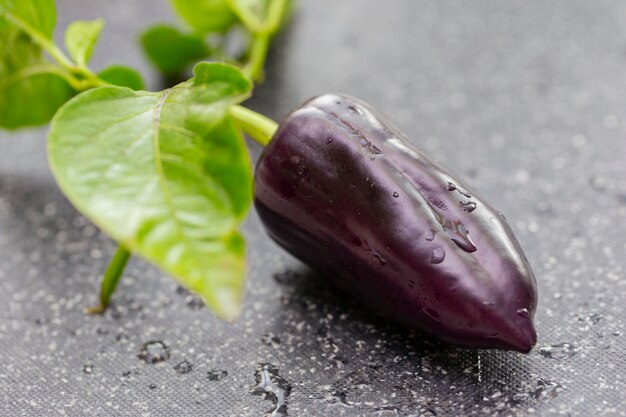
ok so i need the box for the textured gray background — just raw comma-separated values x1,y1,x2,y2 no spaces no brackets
1,0,625,416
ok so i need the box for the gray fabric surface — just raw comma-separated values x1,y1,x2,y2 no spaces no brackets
1,1,625,416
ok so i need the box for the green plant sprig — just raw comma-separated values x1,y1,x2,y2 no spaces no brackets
237,0,289,81
1,0,287,319
141,0,290,82
0,0,144,129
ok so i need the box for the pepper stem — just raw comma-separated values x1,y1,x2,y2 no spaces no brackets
85,245,131,314
229,105,279,147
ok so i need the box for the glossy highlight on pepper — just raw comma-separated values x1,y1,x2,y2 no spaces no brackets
254,93,538,352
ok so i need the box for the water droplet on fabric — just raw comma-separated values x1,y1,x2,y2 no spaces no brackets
538,343,577,359
251,363,292,417
516,308,531,319
273,270,302,285
149,384,157,390
173,360,193,374
83,364,93,374
531,379,566,400
576,312,603,325
392,191,399,198
372,407,400,417
261,333,282,349
138,341,170,364
207,370,228,381
317,390,354,408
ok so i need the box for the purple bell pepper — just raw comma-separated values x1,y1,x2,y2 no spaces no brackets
254,94,538,352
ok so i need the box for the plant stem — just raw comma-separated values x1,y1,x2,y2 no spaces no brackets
243,33,270,81
236,0,289,81
226,0,263,33
263,0,288,33
77,69,109,88
85,245,131,314
1,63,83,90
2,9,74,69
229,105,278,146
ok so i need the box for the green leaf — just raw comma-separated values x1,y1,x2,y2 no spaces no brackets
0,0,56,39
0,65,74,129
98,65,145,90
170,0,236,33
64,19,104,66
48,62,254,319
140,24,211,75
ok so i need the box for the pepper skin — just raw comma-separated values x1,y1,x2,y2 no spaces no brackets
254,94,538,353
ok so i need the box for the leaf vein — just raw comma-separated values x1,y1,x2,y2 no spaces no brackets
159,123,200,140
87,107,153,143
152,90,212,271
